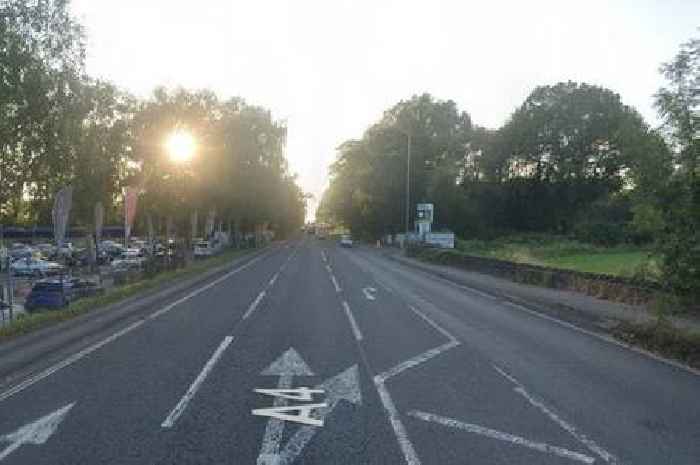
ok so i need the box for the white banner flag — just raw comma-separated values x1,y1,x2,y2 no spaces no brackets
52,186,73,249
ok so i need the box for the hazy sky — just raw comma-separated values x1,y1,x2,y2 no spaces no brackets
70,0,698,218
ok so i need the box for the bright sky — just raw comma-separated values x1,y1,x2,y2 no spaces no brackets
70,0,698,219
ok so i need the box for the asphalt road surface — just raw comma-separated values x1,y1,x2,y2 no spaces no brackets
0,237,698,464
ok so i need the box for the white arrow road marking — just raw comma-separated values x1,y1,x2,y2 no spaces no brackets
493,365,618,464
274,365,362,465
408,410,596,464
255,348,314,465
362,287,377,301
161,336,234,428
0,403,75,461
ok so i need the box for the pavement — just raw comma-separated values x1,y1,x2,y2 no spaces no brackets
0,237,698,464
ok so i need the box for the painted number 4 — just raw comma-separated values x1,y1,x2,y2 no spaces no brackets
252,387,326,427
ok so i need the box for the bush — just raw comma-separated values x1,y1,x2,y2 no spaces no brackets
572,222,627,246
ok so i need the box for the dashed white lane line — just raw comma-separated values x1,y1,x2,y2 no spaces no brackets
0,250,273,404
161,336,234,428
342,301,363,341
408,410,595,464
331,275,342,293
243,291,267,320
493,365,619,465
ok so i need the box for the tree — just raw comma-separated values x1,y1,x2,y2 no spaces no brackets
653,35,699,300
0,0,86,223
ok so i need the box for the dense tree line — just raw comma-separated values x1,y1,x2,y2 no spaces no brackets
319,36,698,300
0,0,305,237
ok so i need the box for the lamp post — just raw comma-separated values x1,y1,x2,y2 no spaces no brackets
405,132,411,241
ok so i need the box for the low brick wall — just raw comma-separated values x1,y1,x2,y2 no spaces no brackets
407,247,661,305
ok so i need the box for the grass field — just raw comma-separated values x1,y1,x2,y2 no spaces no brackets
456,235,659,278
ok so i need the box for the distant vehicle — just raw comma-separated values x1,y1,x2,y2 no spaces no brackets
24,277,103,311
194,241,214,257
339,234,354,248
10,257,63,277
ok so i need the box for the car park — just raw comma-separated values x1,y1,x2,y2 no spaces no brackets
193,240,215,257
24,277,103,311
10,257,64,277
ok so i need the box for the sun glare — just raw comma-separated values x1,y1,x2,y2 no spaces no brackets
166,130,196,163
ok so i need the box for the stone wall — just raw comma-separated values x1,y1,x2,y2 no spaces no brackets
407,247,661,305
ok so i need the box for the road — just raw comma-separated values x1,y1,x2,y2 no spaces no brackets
0,237,698,464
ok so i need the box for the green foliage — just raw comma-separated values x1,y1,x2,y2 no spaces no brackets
455,234,656,277
614,319,700,369
321,84,667,241
0,2,305,236
652,35,700,302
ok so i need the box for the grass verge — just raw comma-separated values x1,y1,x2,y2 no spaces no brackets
456,234,658,278
613,319,700,370
0,247,254,342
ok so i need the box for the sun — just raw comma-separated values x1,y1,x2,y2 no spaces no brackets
166,130,196,163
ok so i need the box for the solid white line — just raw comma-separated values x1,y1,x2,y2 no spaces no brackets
243,291,267,320
407,305,458,343
493,364,619,464
331,275,342,293
0,319,144,403
268,273,279,287
496,299,700,377
321,250,327,262
399,256,700,377
342,301,363,341
161,336,234,428
375,340,459,383
408,410,595,464
0,250,270,403
375,380,421,465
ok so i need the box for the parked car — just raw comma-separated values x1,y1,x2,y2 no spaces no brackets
100,241,125,260
9,243,34,261
121,248,142,259
193,241,215,258
339,234,354,248
110,257,145,271
24,277,103,311
10,257,63,277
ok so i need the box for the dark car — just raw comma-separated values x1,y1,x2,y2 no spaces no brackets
24,278,103,312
